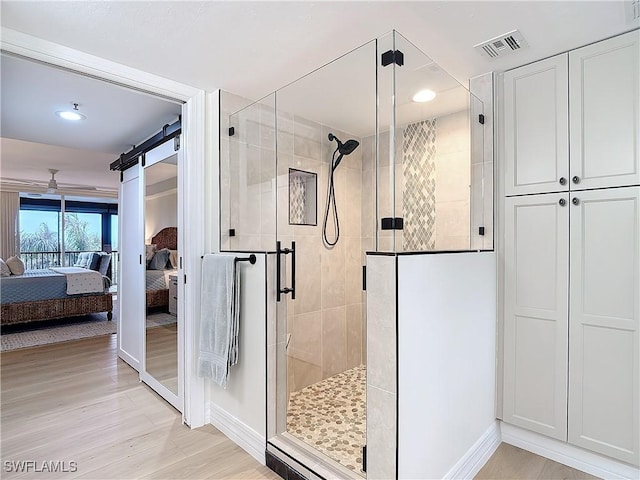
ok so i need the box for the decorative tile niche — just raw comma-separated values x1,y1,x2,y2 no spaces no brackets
288,169,317,226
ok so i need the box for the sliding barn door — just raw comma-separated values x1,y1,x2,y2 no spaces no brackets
118,163,145,370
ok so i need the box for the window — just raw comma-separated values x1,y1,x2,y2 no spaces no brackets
64,212,101,251
19,209,61,253
19,197,118,268
110,214,119,251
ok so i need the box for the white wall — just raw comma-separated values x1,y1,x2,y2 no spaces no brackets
398,252,498,479
206,253,267,463
145,185,177,241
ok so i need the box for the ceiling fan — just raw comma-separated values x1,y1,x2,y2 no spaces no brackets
45,169,98,193
2,169,101,194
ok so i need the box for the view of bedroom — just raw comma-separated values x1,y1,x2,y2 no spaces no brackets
0,52,182,384
144,157,179,395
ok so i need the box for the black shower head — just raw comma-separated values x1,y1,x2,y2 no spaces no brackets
339,139,359,156
328,133,359,169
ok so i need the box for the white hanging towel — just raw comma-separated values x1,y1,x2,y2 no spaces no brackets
198,254,240,388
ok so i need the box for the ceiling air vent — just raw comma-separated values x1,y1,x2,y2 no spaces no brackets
474,30,529,60
626,0,640,24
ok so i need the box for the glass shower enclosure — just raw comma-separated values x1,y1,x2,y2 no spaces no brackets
220,30,489,478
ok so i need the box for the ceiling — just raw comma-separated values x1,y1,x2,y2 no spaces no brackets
0,1,636,191
0,53,181,196
1,1,635,100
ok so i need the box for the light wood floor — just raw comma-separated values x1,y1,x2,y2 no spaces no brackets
1,334,279,480
145,323,178,394
475,443,600,480
1,334,600,480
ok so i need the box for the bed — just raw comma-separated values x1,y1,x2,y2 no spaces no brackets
0,268,113,326
146,227,178,309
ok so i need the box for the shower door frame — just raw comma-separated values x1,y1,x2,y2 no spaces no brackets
265,38,382,479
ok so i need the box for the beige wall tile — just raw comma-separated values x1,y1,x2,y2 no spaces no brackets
436,235,471,251
435,152,471,203
435,200,470,240
291,357,323,392
320,240,346,309
344,237,363,305
346,303,363,369
293,236,322,315
321,306,347,378
435,110,470,156
366,385,397,480
289,311,322,366
294,116,322,160
341,167,362,239
238,184,261,236
367,324,396,393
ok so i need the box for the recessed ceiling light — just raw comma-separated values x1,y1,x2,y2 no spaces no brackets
55,103,86,121
412,89,437,103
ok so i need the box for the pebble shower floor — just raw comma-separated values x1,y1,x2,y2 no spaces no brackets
287,365,366,474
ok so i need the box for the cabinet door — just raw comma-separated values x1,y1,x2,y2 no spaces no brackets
503,193,569,440
568,187,639,466
569,30,640,190
504,54,569,196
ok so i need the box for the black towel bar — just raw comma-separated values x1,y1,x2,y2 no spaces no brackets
200,254,257,265
235,254,257,264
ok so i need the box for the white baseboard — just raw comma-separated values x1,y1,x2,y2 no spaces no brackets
206,401,266,465
501,422,640,480
444,421,502,479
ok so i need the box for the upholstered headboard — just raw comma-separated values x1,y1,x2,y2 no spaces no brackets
151,227,177,250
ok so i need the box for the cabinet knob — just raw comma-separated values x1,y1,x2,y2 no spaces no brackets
559,177,567,185
572,197,580,206
572,176,580,184
559,198,566,207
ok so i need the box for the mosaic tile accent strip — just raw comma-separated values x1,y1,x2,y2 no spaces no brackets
289,172,306,224
287,365,366,475
402,119,437,251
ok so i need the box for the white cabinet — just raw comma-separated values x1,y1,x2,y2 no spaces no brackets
503,193,569,440
503,30,639,196
501,30,640,467
568,187,639,465
503,187,640,464
503,54,569,196
569,31,640,190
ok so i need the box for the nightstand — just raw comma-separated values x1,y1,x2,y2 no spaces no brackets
168,274,178,315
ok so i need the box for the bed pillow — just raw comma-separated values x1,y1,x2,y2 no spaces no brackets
148,249,170,270
88,252,101,271
0,258,10,277
168,249,178,269
145,244,157,265
74,252,92,268
97,253,112,276
6,256,25,275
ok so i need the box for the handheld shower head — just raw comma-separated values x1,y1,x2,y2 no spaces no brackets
328,133,360,169
339,139,359,156
323,133,360,247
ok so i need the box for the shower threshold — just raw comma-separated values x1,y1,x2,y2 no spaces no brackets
268,433,364,480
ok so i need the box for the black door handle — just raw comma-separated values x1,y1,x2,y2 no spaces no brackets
276,241,296,302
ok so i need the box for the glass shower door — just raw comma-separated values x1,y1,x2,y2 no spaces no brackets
270,39,377,477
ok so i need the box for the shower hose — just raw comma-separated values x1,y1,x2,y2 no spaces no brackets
322,148,340,247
